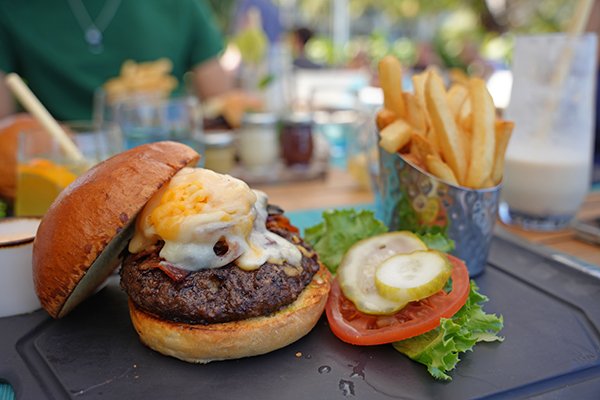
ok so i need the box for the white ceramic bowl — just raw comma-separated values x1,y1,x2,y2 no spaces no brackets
0,217,42,317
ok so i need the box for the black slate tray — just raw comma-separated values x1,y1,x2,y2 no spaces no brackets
1,235,600,399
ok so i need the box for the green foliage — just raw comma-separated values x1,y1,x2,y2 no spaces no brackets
306,37,336,65
232,25,269,65
273,0,577,68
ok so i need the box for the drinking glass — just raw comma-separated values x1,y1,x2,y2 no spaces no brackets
15,122,114,216
115,95,204,161
309,87,363,169
499,33,597,231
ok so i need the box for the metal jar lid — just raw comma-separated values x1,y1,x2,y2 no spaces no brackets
282,112,313,126
203,131,235,149
241,112,278,126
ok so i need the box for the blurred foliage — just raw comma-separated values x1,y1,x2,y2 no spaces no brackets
270,0,579,69
306,32,416,68
284,0,576,31
207,0,581,72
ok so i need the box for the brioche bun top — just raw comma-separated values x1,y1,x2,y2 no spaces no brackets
32,141,200,318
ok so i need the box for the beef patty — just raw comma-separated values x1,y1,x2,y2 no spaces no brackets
120,212,320,325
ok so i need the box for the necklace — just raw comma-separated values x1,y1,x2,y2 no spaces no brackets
67,0,122,54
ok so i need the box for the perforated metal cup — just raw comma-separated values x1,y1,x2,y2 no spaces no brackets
373,147,500,277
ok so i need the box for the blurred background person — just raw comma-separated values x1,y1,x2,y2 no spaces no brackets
291,27,322,70
0,0,233,122
233,0,283,44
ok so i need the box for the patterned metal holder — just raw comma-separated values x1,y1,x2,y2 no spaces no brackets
373,146,500,277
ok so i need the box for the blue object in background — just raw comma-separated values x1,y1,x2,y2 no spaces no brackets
287,203,374,233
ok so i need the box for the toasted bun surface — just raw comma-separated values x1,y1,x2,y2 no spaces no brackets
33,141,200,318
129,263,331,363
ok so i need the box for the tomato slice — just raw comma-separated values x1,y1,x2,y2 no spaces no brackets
325,255,470,346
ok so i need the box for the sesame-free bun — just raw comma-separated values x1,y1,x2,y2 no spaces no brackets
32,141,200,318
128,263,331,363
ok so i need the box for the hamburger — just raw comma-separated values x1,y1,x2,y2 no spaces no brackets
32,141,331,363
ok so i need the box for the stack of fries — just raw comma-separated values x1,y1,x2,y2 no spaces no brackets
376,55,514,189
103,58,178,103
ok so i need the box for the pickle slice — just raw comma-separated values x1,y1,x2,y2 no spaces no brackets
337,232,427,315
375,251,452,303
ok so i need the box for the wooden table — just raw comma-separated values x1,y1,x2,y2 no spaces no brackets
258,169,600,268
256,168,374,212
500,191,600,267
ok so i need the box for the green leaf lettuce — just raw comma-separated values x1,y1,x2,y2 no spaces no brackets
304,209,388,273
393,282,504,381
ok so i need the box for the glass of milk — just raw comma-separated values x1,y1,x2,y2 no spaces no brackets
499,33,597,231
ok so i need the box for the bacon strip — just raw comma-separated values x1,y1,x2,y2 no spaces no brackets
267,214,299,233
157,262,191,282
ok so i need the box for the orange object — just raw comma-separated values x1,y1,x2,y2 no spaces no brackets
0,114,46,200
15,158,79,216
325,256,470,345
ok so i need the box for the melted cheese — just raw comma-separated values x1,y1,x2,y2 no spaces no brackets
129,168,301,271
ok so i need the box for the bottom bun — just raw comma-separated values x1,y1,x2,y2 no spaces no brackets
128,263,331,363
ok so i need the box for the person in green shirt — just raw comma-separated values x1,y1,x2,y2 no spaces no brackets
0,0,232,121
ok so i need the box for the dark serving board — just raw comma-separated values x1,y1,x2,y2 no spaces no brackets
1,235,600,400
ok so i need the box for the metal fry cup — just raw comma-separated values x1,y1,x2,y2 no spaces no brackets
373,147,500,277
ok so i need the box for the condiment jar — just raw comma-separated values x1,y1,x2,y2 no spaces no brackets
280,113,314,166
237,112,279,171
203,132,236,174
0,217,42,317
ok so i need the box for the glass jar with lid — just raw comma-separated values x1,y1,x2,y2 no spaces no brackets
203,131,236,174
237,112,280,171
280,112,314,166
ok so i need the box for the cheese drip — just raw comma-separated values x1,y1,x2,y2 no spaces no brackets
129,168,301,271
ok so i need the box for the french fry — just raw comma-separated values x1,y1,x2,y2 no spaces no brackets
379,55,406,117
424,71,467,184
105,59,177,102
402,152,425,170
446,84,469,118
410,133,435,164
143,58,173,77
449,68,469,86
379,119,412,153
402,92,427,135
376,108,398,131
411,71,428,109
491,120,514,185
374,55,513,189
120,60,137,78
458,125,472,165
481,177,495,188
426,127,440,155
458,98,472,132
425,154,459,186
465,78,496,188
